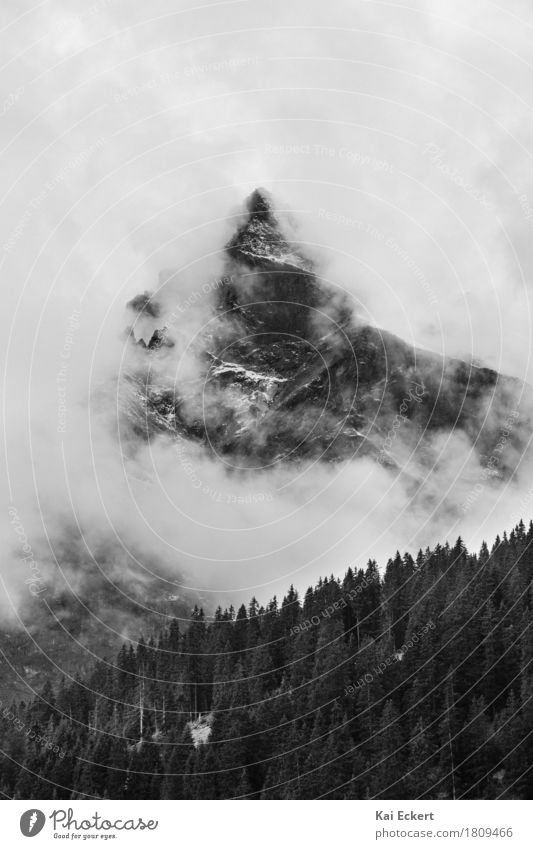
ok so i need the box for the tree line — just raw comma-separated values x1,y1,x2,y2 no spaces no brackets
0,521,532,799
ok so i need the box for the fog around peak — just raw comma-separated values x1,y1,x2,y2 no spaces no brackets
1,0,533,639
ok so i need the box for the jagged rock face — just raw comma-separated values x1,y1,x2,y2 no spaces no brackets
122,189,532,474
222,188,324,339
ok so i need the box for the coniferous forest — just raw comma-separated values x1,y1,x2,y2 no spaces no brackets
1,522,532,800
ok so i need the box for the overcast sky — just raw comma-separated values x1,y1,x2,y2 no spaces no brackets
2,0,533,611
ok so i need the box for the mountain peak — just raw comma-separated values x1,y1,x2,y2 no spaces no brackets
245,187,274,220
124,190,532,475
226,188,310,276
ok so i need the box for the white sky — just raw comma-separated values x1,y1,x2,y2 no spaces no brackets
2,0,533,609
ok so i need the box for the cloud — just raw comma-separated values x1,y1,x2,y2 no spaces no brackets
1,0,533,638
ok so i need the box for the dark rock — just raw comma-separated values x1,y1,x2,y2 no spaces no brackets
123,189,533,475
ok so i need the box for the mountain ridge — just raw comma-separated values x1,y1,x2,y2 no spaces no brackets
123,188,532,475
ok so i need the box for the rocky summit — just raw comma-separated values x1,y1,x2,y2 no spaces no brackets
122,188,531,476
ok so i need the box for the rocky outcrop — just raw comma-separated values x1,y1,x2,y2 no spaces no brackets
123,189,532,474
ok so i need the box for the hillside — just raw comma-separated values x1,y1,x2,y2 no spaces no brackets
1,522,531,800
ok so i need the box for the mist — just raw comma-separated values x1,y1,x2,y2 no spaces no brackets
2,0,533,636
